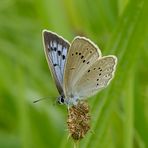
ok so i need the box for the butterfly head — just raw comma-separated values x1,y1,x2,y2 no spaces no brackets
57,95,65,105
57,94,79,106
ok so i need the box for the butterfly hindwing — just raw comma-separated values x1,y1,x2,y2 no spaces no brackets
43,30,70,94
63,37,102,98
73,56,117,99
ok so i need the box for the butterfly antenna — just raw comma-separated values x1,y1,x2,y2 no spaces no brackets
33,97,54,103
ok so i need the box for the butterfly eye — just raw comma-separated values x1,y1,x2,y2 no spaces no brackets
61,97,64,103
57,96,65,104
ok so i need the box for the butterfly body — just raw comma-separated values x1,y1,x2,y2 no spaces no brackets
43,30,117,107
57,95,79,106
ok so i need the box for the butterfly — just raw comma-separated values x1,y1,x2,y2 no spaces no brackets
42,30,117,106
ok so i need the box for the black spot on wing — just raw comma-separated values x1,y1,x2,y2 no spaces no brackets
53,63,58,66
54,47,57,51
58,50,61,56
62,55,65,60
48,46,54,51
81,55,84,59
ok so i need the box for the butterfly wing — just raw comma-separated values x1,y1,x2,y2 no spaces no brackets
63,37,102,98
73,56,117,99
43,30,70,94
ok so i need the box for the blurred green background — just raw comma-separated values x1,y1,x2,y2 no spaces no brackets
0,0,148,148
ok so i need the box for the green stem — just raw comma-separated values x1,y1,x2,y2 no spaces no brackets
74,141,79,148
124,68,134,148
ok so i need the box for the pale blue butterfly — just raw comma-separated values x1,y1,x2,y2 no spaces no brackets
43,30,117,106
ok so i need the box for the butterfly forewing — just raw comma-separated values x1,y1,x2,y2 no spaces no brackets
73,56,117,99
63,37,102,98
43,30,70,94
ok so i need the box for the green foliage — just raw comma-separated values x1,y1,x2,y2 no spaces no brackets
0,0,147,147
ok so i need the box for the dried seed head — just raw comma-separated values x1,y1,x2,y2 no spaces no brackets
67,101,91,141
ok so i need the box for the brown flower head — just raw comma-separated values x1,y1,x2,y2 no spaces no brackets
67,101,91,141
